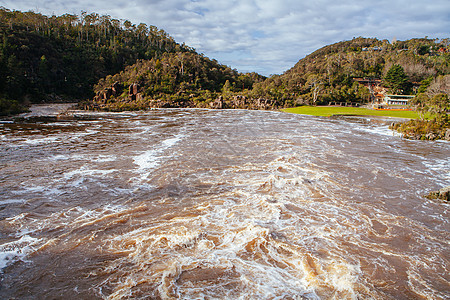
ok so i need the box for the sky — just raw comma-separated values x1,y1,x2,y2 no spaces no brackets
1,0,449,76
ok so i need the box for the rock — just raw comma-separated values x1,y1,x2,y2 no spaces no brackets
445,129,450,141
439,186,450,201
426,186,450,201
425,132,437,140
102,88,112,100
210,96,224,109
111,81,121,96
129,83,139,96
232,95,247,108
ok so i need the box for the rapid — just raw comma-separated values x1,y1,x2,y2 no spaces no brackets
0,109,449,299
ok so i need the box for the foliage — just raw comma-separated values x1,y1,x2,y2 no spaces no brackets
409,93,431,120
427,93,449,121
390,118,449,140
1,7,449,119
88,52,266,110
0,97,28,115
417,76,434,93
426,75,450,96
249,37,449,107
383,64,411,94
0,7,191,114
394,92,450,139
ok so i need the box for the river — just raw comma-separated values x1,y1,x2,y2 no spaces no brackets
0,109,449,299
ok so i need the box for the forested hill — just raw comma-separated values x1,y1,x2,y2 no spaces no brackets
251,37,449,106
86,37,449,111
0,7,193,114
84,52,266,111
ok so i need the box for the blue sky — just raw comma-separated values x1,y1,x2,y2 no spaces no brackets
1,0,449,76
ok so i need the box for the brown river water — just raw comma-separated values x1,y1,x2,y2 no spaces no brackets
0,109,449,299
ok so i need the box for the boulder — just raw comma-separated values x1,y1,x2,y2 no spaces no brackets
426,186,450,201
445,129,450,141
438,186,450,201
232,95,247,108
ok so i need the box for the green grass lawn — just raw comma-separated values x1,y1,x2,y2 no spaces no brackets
282,106,420,119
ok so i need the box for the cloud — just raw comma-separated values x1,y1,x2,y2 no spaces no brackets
1,0,449,76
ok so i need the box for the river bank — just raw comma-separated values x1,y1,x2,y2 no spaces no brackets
282,105,420,119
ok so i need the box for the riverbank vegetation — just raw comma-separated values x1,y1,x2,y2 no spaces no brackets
390,89,449,140
252,37,449,106
0,7,191,115
79,52,266,111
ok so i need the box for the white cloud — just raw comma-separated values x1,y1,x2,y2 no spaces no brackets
0,0,449,76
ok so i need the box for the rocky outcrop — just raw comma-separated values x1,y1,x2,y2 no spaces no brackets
401,130,450,141
445,129,450,141
210,96,225,109
129,83,142,101
252,98,277,110
426,186,450,202
93,81,122,104
231,95,247,108
390,121,450,141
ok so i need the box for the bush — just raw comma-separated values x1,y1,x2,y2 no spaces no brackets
0,98,28,116
390,118,450,140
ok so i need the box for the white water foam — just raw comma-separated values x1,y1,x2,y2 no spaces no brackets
357,125,402,137
0,235,41,272
422,158,450,184
0,199,26,205
49,154,117,163
63,167,117,187
23,136,61,145
133,134,184,181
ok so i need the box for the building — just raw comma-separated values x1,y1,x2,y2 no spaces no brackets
384,95,414,105
372,94,415,110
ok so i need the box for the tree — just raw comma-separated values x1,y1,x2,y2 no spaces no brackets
384,64,411,94
222,79,233,98
410,92,449,122
417,76,433,94
409,93,430,120
426,75,450,97
417,45,430,55
306,74,324,104
428,93,449,122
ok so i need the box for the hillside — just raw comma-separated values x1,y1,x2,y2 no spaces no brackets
0,7,191,114
251,37,450,107
82,52,267,111
85,37,449,111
